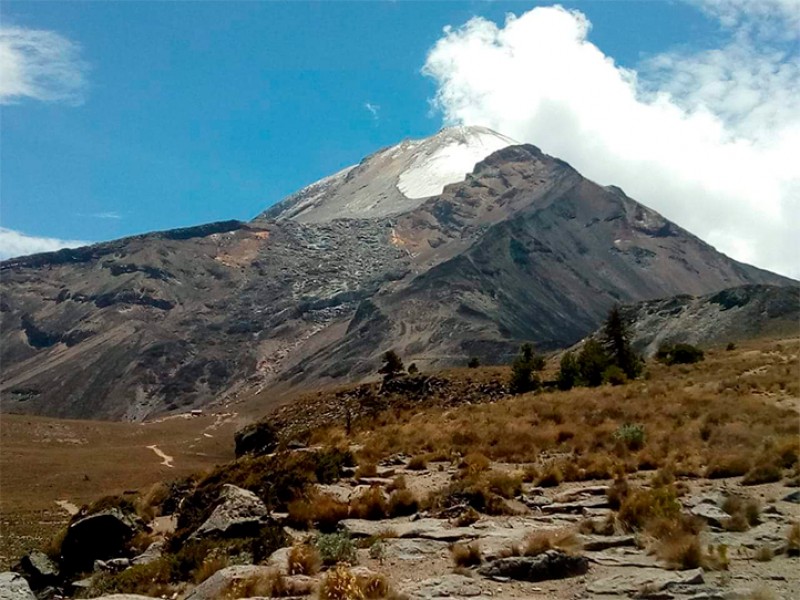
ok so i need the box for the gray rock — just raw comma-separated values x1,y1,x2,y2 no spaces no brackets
478,550,589,582
384,538,449,560
541,498,610,514
690,503,730,528
191,484,270,539
94,558,131,573
131,541,164,566
91,596,161,599
15,551,58,588
341,518,478,541
522,494,553,508
61,508,144,574
554,485,609,502
782,490,800,504
588,567,704,595
581,534,637,551
266,546,291,574
402,574,484,599
0,573,35,600
184,565,273,600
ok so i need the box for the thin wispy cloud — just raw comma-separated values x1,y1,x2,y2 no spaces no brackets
0,227,89,261
423,4,799,278
0,24,88,105
80,211,123,220
364,101,380,121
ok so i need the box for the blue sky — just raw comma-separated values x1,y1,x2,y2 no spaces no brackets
1,1,798,276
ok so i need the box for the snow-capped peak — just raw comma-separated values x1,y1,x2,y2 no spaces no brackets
397,126,518,199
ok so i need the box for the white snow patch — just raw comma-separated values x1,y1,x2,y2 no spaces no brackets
398,127,516,199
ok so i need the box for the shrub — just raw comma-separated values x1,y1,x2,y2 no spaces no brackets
742,455,783,485
467,357,480,368
357,572,390,599
705,454,751,479
379,351,405,382
459,453,490,476
486,470,522,499
603,365,627,386
537,463,564,487
754,545,774,562
613,423,646,451
726,342,736,351
319,565,365,600
618,485,681,531
577,338,610,387
355,463,378,480
317,532,358,566
522,528,581,556
656,343,705,365
407,455,428,471
451,542,482,567
785,522,800,556
288,543,321,576
721,495,760,531
349,487,388,520
288,493,349,532
388,489,418,517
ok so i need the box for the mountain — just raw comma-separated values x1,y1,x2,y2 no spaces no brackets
0,127,794,420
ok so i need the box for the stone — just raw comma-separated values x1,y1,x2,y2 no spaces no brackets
184,565,274,600
91,596,160,599
266,546,291,574
234,422,278,458
553,485,609,503
190,484,270,539
0,572,36,600
383,538,449,560
402,574,484,599
540,498,610,514
477,550,589,582
15,551,59,589
587,567,704,595
581,534,637,551
60,508,143,574
522,495,553,508
131,541,164,566
340,518,478,541
690,503,730,528
782,490,800,504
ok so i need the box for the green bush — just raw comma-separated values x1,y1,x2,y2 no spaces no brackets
317,532,358,566
509,343,544,394
577,339,610,387
557,352,579,391
603,365,628,386
613,423,646,450
656,343,705,365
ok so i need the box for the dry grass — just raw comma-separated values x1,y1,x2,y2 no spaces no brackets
387,489,418,517
450,541,483,567
721,495,760,531
308,338,799,487
288,543,321,576
288,492,350,531
407,455,428,471
319,565,366,600
222,569,307,599
786,521,800,556
349,487,389,520
521,528,582,556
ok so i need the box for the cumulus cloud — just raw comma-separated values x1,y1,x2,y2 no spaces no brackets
0,24,87,104
0,227,89,260
423,4,799,278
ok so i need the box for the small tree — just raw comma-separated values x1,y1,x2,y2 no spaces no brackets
467,357,480,369
601,305,642,379
557,351,579,391
407,363,419,375
378,350,404,382
509,343,545,394
576,338,610,387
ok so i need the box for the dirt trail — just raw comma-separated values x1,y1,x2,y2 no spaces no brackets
146,444,174,468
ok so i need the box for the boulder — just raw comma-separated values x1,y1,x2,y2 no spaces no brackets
60,508,143,574
477,550,589,581
15,551,58,589
587,567,703,595
184,565,273,600
190,484,270,539
690,503,730,528
131,541,164,566
402,574,483,599
782,490,800,504
234,422,278,458
0,572,35,600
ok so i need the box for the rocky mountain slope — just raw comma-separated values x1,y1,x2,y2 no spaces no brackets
0,127,794,420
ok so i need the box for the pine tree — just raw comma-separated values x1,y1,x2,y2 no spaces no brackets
557,351,579,391
509,343,544,394
378,350,405,382
601,305,642,379
577,338,610,387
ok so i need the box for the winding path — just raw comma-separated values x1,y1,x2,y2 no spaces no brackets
146,444,174,468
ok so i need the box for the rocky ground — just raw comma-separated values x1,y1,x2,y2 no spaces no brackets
4,452,797,600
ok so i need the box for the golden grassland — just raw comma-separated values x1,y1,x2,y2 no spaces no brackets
313,336,800,483
0,412,239,567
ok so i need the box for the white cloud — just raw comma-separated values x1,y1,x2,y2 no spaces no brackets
423,5,800,278
81,211,123,220
0,24,87,105
365,101,380,120
0,227,89,260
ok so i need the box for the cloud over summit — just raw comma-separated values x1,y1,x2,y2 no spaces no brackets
423,4,799,278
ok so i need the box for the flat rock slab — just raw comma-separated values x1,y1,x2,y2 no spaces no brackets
588,567,703,595
0,572,36,600
341,518,478,541
587,549,659,568
541,498,610,514
581,535,637,552
402,574,484,599
184,565,273,600
384,538,449,560
478,550,589,582
690,503,730,528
